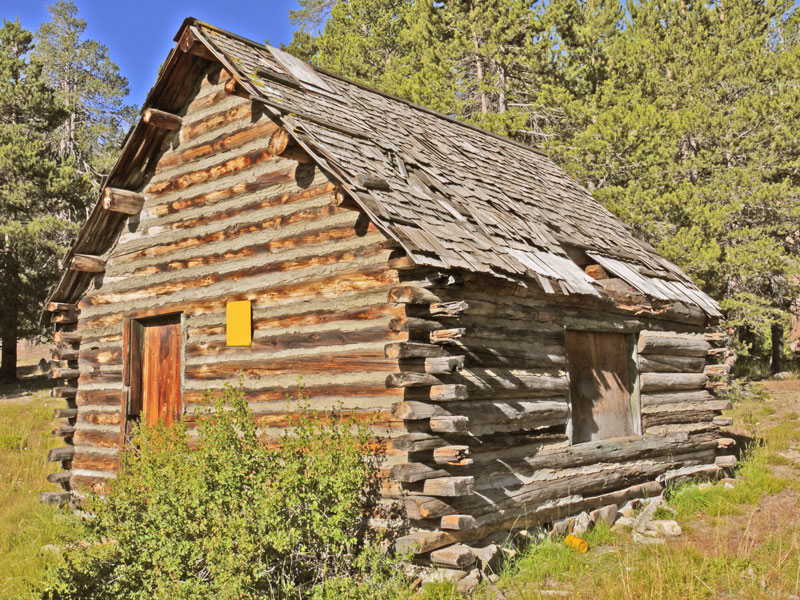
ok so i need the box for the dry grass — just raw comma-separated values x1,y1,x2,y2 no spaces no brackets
0,380,81,600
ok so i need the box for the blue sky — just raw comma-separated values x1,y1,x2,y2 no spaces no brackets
0,0,299,107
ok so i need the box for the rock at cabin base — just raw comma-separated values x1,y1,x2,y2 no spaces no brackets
572,511,592,536
590,504,619,527
633,531,666,545
471,544,501,570
611,516,634,532
456,569,482,594
645,520,682,537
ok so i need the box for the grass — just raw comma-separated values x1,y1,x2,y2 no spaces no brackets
3,375,799,600
0,383,82,600
460,379,800,600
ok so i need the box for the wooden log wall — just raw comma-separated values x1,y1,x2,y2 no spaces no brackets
384,266,729,562
51,63,408,495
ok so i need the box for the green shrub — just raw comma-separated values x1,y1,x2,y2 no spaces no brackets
41,383,403,600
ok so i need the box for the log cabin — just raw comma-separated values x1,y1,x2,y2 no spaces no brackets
41,18,733,566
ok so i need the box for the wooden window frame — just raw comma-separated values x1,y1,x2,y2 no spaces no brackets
565,329,642,446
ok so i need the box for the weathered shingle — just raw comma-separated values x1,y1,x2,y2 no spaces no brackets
192,23,719,316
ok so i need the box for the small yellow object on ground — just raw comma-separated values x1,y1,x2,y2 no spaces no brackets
564,534,589,553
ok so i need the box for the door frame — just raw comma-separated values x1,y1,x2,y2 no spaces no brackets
120,312,185,446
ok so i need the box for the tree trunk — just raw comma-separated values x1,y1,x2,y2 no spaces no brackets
771,323,783,374
0,253,19,383
471,28,488,115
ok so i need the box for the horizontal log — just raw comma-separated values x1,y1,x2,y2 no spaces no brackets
52,424,76,437
52,348,78,361
266,127,312,163
51,369,80,380
657,464,720,487
433,445,470,464
54,331,81,343
715,455,737,468
392,401,446,420
46,471,72,485
390,463,449,483
430,328,465,344
48,447,75,462
395,530,456,555
642,400,731,415
440,515,476,531
405,384,468,402
51,311,77,324
386,372,443,388
389,286,442,305
102,187,145,215
46,302,76,312
704,364,730,377
638,354,707,373
641,390,714,407
430,416,469,433
423,476,474,497
430,544,476,569
464,450,713,520
408,356,465,375
703,332,726,345
388,254,416,270
428,301,469,317
143,107,182,130
51,387,77,399
385,342,449,359
404,496,456,520
178,29,216,60
444,399,567,424
53,408,78,419
457,372,569,400
389,317,444,333
585,264,609,280
640,372,707,393
39,491,71,506
70,254,106,273
638,334,710,357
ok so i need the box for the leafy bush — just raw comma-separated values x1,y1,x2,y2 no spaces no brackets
42,383,404,599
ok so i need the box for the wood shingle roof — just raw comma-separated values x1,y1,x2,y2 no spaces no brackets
46,18,721,318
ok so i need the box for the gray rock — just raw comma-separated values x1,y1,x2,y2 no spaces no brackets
471,543,501,570
645,520,682,537
573,511,592,536
633,531,665,545
590,504,619,527
611,516,634,532
456,569,482,594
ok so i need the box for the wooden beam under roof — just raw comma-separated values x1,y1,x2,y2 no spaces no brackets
142,108,182,130
70,254,105,273
103,188,145,215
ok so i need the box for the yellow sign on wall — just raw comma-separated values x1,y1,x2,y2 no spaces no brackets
226,301,252,346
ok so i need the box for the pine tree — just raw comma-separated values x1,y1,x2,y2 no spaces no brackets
550,0,800,363
0,19,89,382
33,0,135,188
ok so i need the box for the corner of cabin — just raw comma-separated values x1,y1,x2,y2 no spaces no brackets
51,60,407,497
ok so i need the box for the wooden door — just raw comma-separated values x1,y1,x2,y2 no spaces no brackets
125,314,182,428
566,331,636,443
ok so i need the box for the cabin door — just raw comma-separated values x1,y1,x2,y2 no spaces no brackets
566,330,638,443
124,314,182,432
